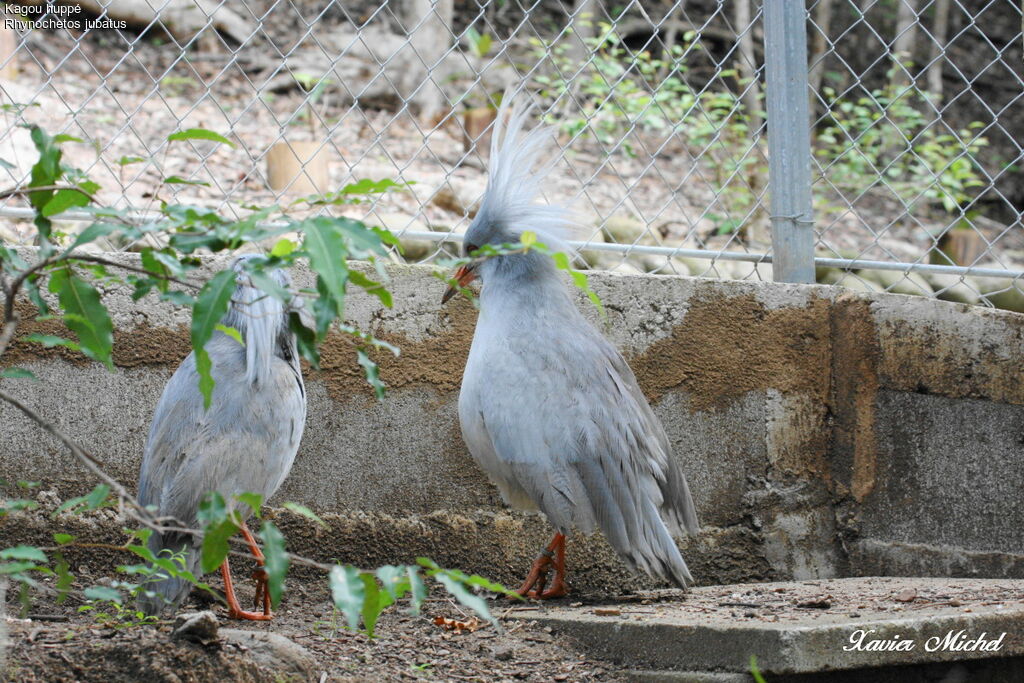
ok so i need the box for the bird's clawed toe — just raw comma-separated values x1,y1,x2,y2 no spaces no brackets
514,533,568,600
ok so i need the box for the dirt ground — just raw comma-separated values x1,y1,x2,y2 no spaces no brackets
4,574,630,682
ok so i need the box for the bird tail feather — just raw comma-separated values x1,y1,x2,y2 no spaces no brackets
136,531,197,617
568,458,694,589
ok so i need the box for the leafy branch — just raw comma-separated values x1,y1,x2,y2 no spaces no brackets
0,122,512,636
435,230,606,319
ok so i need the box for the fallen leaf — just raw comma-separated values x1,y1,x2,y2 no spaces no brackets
593,608,621,616
894,589,917,603
796,596,832,609
432,616,482,634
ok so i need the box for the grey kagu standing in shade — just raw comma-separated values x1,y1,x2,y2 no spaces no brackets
442,95,700,598
137,255,306,619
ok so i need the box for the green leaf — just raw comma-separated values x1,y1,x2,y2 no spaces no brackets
375,565,410,602
65,222,120,253
215,324,244,346
54,552,73,604
244,269,293,306
750,655,767,683
42,187,91,217
476,33,492,57
29,126,61,203
360,572,393,638
338,178,403,196
260,521,288,609
53,533,75,545
0,561,40,575
407,566,426,614
21,333,79,351
334,217,389,259
200,517,237,574
197,493,237,574
234,492,262,517
356,349,386,399
24,276,50,316
0,499,38,516
282,502,327,528
1,368,36,380
432,573,497,628
349,270,392,308
0,546,48,562
83,585,123,604
167,128,235,147
195,348,215,411
54,484,111,517
270,238,297,258
163,175,211,187
303,218,350,312
288,311,319,368
191,269,237,409
117,155,145,166
311,279,340,339
160,290,194,307
48,265,114,369
329,565,365,631
124,542,213,594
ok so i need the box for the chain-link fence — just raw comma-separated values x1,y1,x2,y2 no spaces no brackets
0,0,1020,310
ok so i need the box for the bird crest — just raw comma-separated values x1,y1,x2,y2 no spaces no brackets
225,256,291,386
470,93,578,250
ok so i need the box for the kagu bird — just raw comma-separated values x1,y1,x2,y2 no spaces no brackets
137,255,306,619
443,98,699,598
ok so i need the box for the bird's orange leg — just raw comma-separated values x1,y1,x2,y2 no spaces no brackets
221,556,272,621
539,533,568,599
239,522,271,617
515,533,568,600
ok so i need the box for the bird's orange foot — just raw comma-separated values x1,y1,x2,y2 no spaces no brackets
515,550,554,599
252,567,271,615
515,533,568,600
222,557,272,621
227,605,273,621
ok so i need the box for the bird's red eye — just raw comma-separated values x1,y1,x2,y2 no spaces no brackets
465,242,480,257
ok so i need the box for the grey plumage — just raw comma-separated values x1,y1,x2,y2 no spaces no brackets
136,256,306,615
456,96,699,588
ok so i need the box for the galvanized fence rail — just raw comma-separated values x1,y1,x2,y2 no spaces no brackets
0,0,1020,309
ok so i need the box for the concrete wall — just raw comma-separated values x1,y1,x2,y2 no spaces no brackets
1,254,1022,592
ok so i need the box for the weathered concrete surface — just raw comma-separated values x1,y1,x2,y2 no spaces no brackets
509,577,1024,675
1,254,1022,588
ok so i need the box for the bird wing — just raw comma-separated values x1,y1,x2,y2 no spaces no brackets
464,325,698,586
138,335,306,526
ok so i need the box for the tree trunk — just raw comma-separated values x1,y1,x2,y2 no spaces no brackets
890,0,922,87
734,0,761,133
567,0,601,63
925,0,951,97
808,0,835,106
404,0,454,121
656,1,684,81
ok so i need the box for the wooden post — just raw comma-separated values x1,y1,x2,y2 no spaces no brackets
266,141,330,196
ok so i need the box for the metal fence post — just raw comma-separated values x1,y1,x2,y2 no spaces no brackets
764,0,816,284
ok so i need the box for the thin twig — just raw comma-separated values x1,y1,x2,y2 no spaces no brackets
66,254,201,291
0,387,152,523
0,184,96,203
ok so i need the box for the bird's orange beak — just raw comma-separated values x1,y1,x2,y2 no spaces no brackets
441,264,477,304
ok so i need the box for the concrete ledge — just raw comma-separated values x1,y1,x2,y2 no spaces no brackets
510,577,1024,675
1,254,1022,586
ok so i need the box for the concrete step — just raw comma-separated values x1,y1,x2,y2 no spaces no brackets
507,577,1024,676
